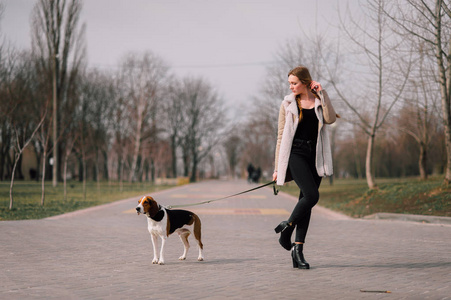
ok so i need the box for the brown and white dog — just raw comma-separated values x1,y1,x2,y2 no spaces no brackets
136,196,204,265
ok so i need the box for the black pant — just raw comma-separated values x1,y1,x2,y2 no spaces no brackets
287,139,322,243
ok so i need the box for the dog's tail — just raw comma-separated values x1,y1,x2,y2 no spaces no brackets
192,213,203,249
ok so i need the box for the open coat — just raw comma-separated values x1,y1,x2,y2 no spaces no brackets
274,89,337,186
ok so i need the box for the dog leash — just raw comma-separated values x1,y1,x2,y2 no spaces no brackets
165,180,279,209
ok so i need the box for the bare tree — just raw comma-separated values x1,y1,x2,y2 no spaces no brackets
384,0,451,184
9,113,47,209
164,80,186,178
77,70,115,190
325,0,412,189
396,43,441,179
118,52,168,182
31,0,86,187
177,77,226,182
110,73,132,190
7,53,49,208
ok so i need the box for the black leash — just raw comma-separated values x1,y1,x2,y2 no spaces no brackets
166,180,278,209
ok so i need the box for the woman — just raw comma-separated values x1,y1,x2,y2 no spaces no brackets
273,65,337,269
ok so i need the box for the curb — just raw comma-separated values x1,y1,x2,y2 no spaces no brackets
276,189,450,225
363,212,451,225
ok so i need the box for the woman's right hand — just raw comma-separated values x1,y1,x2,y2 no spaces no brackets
310,81,322,92
272,171,277,181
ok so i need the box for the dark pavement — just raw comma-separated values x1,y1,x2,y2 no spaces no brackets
1,179,450,299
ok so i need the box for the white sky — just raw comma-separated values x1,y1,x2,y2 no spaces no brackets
1,0,352,115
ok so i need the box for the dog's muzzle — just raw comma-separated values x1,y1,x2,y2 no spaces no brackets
136,207,141,215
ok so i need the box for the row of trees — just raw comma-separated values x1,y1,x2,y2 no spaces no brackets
1,0,226,209
1,0,450,210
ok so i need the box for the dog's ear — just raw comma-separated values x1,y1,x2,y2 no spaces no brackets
147,197,160,217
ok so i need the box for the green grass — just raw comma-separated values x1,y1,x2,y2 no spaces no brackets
280,176,451,218
0,181,175,221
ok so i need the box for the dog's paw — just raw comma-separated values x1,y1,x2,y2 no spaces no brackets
198,257,204,261
158,260,165,265
152,259,158,264
179,256,186,260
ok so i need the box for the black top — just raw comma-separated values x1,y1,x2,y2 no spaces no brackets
294,107,318,142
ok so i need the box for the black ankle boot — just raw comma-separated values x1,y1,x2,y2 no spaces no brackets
279,226,295,251
275,221,295,251
274,220,292,233
291,244,310,269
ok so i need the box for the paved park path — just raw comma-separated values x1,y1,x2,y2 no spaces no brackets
1,180,450,299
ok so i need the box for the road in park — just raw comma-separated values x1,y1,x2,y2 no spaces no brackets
1,179,450,299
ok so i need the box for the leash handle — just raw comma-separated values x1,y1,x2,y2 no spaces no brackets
273,181,279,195
166,180,278,209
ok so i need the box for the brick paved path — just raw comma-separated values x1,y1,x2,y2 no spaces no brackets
1,180,450,299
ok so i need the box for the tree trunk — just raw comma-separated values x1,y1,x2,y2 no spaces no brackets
0,125,8,181
117,156,121,183
9,154,19,210
151,158,155,183
0,148,5,181
130,108,143,183
419,142,427,180
96,149,100,192
434,1,451,184
52,52,58,188
78,155,83,182
64,154,69,201
365,134,377,189
34,148,42,182
444,129,451,184
41,152,47,206
119,155,124,192
102,150,109,181
190,145,198,183
182,147,189,177
171,134,177,178
82,155,87,201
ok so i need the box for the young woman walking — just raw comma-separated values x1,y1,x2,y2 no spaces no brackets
273,66,338,269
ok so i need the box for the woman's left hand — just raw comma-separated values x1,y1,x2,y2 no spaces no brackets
310,81,322,92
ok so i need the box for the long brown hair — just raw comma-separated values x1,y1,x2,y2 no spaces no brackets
288,65,316,121
288,65,313,86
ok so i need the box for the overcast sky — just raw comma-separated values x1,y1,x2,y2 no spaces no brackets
1,0,352,116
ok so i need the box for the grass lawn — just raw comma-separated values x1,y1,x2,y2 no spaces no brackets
1,176,450,221
0,181,175,221
280,176,451,218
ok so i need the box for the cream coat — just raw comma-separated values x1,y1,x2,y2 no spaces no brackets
274,90,337,186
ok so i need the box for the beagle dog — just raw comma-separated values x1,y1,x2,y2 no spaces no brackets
136,196,204,265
